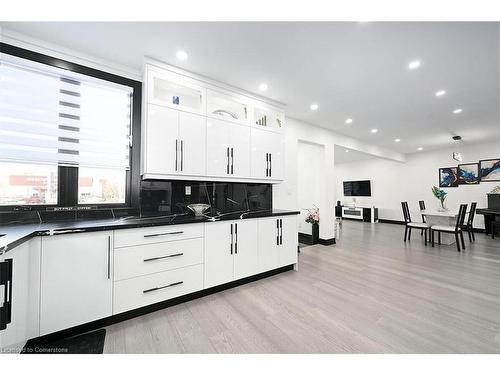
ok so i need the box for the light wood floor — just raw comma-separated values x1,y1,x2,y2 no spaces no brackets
103,221,500,353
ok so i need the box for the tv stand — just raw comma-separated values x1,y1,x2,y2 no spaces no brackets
337,206,378,223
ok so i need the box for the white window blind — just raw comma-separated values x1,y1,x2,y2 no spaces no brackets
0,55,133,170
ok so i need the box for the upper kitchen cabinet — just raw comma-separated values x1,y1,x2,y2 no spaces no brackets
146,67,206,115
252,104,285,132
250,127,284,181
142,60,285,183
142,104,206,179
207,89,249,125
206,118,251,179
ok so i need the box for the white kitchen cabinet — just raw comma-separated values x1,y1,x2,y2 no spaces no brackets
144,104,178,176
143,104,206,178
114,264,203,314
178,111,207,176
40,232,113,336
207,89,249,125
147,68,206,115
204,219,259,288
206,118,250,178
0,239,40,352
257,217,281,272
278,215,298,267
204,221,234,287
251,127,284,181
252,104,285,131
258,216,297,272
233,220,259,279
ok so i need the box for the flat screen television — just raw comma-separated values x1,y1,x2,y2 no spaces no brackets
343,180,371,196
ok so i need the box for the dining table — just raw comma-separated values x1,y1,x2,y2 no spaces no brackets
421,209,459,245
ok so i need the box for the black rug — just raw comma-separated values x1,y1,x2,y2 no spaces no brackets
22,329,106,354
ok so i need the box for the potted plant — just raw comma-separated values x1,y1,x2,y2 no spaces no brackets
305,206,320,244
431,186,448,212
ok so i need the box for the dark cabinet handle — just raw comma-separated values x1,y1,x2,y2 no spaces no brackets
144,231,184,238
180,140,184,172
143,281,183,294
227,147,230,174
144,253,184,262
107,236,111,279
235,223,238,254
269,153,272,177
279,219,283,245
276,219,280,246
175,139,178,171
0,258,13,331
230,224,233,254
231,147,234,175
266,153,269,177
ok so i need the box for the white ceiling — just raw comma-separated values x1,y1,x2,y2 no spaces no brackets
334,145,376,164
2,22,499,154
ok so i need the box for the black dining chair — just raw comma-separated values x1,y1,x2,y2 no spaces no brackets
418,200,426,236
492,221,500,239
401,201,430,245
461,202,477,242
431,204,468,252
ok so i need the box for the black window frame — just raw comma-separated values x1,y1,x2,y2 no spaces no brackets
0,43,142,212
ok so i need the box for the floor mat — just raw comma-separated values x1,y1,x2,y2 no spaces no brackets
22,329,106,354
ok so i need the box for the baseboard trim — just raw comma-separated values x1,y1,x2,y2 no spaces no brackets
299,232,336,246
319,238,336,246
25,264,294,347
378,219,405,225
298,232,312,244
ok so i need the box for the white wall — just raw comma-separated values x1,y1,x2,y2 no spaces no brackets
274,117,405,240
296,141,325,235
335,140,500,229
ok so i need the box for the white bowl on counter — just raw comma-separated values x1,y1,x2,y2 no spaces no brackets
187,204,211,216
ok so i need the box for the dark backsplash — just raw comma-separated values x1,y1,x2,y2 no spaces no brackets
140,180,272,217
0,180,271,225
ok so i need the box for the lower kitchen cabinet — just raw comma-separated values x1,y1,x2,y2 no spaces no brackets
204,219,259,288
113,264,203,314
278,215,298,267
40,231,113,336
0,239,41,352
258,215,298,272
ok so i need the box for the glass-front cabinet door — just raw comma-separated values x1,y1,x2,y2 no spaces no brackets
207,89,249,125
147,70,206,115
253,105,284,132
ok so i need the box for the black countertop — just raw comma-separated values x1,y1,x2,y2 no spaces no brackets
0,209,299,254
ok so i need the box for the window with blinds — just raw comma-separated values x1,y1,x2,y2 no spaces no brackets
0,57,132,168
0,53,134,206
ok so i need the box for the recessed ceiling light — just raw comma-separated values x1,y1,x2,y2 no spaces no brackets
408,60,421,70
435,90,446,97
176,50,188,61
371,129,378,133
345,118,353,124
345,149,349,153
259,83,268,91
310,103,319,111
453,108,463,114
417,147,423,151
394,138,401,142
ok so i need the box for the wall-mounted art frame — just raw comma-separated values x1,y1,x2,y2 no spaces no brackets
479,159,500,182
439,167,459,188
458,163,480,185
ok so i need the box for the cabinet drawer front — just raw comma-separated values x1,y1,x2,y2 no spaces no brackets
114,238,203,281
113,264,203,314
114,223,204,248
